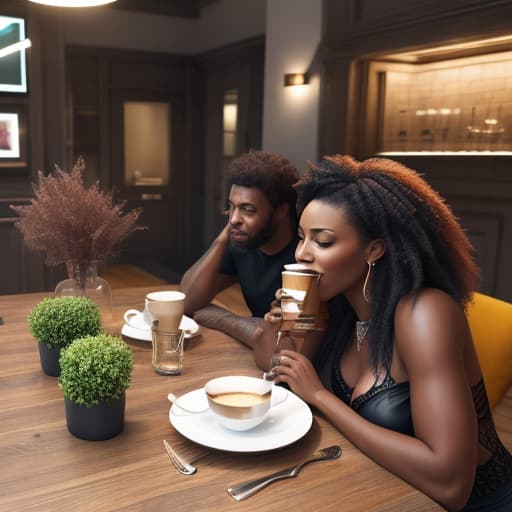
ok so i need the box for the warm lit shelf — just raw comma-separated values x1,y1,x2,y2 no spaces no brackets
373,47,512,154
378,151,512,156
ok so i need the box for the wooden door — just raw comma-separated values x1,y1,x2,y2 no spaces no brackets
109,90,186,274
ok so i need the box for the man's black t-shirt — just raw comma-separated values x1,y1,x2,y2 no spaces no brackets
219,238,298,318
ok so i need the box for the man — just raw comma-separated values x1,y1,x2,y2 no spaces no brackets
180,150,299,347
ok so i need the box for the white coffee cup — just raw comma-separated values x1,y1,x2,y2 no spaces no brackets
205,375,287,431
146,290,185,333
125,290,185,333
124,307,152,329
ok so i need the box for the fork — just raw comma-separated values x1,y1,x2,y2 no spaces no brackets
227,445,342,500
163,440,197,475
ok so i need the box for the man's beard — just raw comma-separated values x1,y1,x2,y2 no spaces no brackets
230,213,274,251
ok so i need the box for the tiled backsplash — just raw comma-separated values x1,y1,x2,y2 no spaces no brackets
380,52,512,153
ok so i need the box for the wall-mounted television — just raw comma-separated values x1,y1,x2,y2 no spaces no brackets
0,16,28,93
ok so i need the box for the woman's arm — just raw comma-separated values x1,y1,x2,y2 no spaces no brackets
273,289,477,511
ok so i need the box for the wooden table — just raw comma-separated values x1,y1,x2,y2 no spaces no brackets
0,287,442,512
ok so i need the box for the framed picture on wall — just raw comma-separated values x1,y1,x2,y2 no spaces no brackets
0,107,28,169
0,15,29,93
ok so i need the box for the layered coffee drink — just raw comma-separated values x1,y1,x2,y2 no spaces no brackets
281,265,322,331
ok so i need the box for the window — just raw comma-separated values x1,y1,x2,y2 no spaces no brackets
123,101,171,186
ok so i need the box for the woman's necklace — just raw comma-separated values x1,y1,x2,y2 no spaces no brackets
356,320,370,352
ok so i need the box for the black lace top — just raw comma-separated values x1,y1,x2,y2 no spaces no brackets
317,346,512,502
469,379,512,500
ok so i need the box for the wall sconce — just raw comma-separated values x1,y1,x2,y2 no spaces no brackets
284,73,308,87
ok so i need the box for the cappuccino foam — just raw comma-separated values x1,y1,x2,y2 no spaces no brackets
212,392,269,407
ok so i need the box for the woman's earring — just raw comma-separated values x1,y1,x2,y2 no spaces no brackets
362,261,376,302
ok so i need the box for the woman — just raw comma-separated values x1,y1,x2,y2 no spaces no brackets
253,155,512,511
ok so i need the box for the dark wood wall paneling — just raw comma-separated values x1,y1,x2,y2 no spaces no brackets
0,0,262,294
195,36,265,246
66,45,202,279
321,0,512,301
0,2,204,294
0,199,43,294
0,2,69,294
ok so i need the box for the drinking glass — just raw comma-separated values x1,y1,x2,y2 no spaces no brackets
151,327,184,375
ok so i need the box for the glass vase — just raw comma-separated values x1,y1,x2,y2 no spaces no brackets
54,260,113,332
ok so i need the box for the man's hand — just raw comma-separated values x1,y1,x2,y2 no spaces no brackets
180,222,236,316
216,221,231,244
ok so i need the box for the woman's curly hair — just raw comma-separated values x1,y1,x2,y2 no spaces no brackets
225,150,300,228
296,154,480,372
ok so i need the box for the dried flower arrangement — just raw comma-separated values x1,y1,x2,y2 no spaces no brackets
10,158,142,270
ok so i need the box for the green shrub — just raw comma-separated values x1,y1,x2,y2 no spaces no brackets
59,334,133,408
28,296,101,348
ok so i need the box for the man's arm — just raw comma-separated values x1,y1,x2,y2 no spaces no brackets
193,304,262,348
180,224,237,316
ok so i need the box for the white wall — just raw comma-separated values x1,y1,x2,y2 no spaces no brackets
262,0,322,172
61,0,266,54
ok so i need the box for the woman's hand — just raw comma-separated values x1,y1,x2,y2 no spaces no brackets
251,288,297,369
272,349,326,404
251,297,284,371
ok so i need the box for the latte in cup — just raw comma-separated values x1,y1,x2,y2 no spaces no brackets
146,290,185,333
211,392,270,407
205,375,287,431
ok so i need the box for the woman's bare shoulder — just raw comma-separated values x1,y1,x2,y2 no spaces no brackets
395,288,462,318
394,288,470,364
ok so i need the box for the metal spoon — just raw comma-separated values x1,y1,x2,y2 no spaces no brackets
163,440,197,475
164,393,198,475
165,393,212,475
167,392,208,415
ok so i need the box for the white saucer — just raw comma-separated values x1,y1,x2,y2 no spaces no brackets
169,386,312,452
121,312,199,342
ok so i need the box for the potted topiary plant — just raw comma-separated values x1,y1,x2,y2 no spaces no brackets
28,296,102,377
59,334,133,441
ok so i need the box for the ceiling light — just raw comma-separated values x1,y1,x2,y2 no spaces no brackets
28,0,118,7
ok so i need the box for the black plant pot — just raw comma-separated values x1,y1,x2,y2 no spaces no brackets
64,394,126,441
37,341,62,377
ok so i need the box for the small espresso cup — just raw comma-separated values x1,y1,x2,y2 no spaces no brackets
146,290,185,333
205,375,287,431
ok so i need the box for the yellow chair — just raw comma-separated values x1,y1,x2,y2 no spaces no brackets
466,292,512,408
